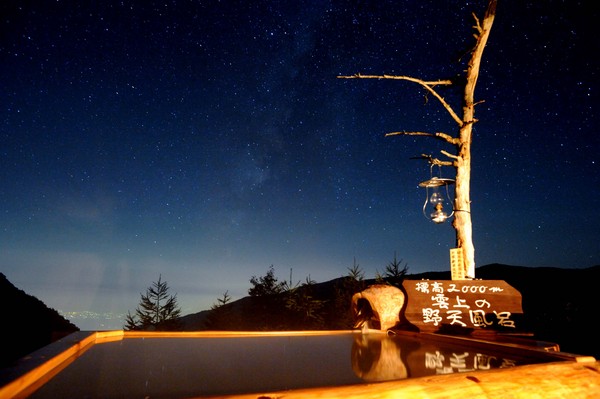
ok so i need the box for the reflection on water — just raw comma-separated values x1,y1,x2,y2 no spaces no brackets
352,333,408,381
28,332,539,398
351,332,523,383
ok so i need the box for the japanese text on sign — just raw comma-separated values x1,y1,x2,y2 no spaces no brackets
414,281,517,329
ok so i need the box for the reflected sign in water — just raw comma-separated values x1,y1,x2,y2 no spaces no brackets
20,331,552,398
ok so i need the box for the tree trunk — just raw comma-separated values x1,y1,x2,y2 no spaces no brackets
453,132,475,278
453,0,497,279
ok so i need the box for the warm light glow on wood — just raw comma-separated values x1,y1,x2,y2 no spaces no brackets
205,361,600,399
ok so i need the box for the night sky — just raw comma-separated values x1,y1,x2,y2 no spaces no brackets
1,1,598,330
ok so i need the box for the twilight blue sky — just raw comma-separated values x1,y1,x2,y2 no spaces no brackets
1,0,598,329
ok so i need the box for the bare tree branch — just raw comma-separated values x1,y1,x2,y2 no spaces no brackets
440,150,460,161
337,73,452,86
385,131,460,145
418,154,454,167
337,74,463,126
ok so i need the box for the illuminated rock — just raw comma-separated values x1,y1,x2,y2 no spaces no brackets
351,284,405,331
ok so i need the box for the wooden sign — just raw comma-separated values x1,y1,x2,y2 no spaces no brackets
401,280,525,334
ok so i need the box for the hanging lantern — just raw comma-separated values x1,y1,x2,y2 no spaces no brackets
418,176,455,224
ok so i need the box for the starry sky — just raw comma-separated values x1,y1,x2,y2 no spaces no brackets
1,1,598,330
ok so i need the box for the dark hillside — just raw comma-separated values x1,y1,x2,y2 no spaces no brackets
478,264,599,357
0,273,79,368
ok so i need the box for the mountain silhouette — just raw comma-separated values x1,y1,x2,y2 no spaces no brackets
0,273,79,368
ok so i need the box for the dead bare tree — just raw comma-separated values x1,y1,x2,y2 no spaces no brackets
338,0,497,279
